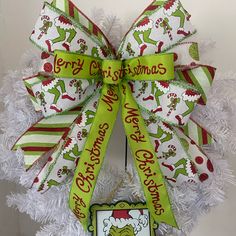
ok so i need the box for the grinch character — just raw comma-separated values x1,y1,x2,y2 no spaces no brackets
162,158,197,183
36,181,55,192
38,16,52,40
144,115,157,127
76,110,96,127
91,46,111,58
117,51,124,60
175,89,201,125
62,138,81,162
42,78,76,113
69,79,84,99
103,209,148,236
35,91,47,113
136,81,148,99
47,179,60,188
163,0,191,36
143,81,170,113
57,166,70,178
76,39,88,54
167,93,181,117
133,17,164,56
158,144,177,160
45,15,77,52
70,78,94,98
155,17,173,40
77,129,88,141
107,225,135,236
149,122,173,152
126,42,135,57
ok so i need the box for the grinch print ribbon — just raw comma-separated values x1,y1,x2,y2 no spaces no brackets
13,0,216,231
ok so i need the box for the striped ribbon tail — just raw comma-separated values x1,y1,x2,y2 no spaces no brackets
23,75,42,112
181,118,214,146
12,106,82,169
176,66,216,105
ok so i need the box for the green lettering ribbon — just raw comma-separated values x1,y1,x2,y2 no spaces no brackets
53,50,177,229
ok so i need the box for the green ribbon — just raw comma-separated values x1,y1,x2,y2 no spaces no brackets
53,50,178,230
54,50,174,82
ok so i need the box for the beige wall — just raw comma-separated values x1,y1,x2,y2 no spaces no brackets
0,0,236,235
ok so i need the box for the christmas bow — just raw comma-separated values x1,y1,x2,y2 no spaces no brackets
13,0,216,231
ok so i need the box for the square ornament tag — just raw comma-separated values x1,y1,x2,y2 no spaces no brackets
88,201,158,236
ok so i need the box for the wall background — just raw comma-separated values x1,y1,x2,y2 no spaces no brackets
0,0,236,235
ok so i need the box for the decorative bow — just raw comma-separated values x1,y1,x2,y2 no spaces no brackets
13,0,216,231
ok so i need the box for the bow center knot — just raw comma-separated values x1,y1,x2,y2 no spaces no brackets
101,59,123,85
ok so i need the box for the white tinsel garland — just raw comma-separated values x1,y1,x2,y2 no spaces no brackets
0,10,235,236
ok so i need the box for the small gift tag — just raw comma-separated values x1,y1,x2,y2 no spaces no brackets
88,201,158,236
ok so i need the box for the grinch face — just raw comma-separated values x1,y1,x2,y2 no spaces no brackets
108,225,135,236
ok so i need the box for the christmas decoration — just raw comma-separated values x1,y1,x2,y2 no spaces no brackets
0,0,235,235
89,201,158,236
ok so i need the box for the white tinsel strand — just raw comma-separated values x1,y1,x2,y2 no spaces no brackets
198,39,216,56
192,74,236,156
91,8,123,49
7,165,128,236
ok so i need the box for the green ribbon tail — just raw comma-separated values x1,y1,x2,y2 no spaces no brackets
120,81,178,228
69,84,120,230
